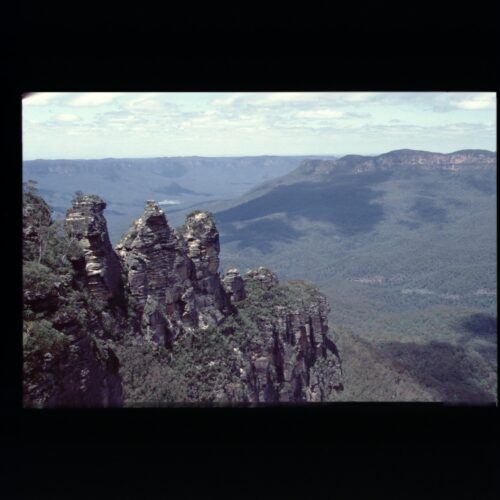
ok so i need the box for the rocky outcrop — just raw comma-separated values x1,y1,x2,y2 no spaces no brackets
23,192,124,408
22,192,52,259
244,266,279,290
25,191,343,405
178,211,233,316
237,275,343,402
116,203,232,346
65,195,123,305
222,268,246,302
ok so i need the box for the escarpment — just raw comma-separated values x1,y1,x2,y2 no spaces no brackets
23,191,344,405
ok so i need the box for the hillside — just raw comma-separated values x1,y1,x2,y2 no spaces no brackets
22,149,497,404
208,149,497,401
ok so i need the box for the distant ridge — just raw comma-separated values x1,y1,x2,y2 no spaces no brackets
236,148,496,203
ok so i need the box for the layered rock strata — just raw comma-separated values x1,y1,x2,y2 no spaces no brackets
23,193,123,408
116,203,232,345
65,195,123,305
178,211,233,320
239,272,343,402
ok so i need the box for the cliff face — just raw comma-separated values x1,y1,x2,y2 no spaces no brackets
236,272,343,402
65,195,123,305
24,323,123,408
24,191,343,406
23,192,123,408
222,268,246,302
22,192,52,261
116,203,232,346
178,211,233,319
293,149,496,181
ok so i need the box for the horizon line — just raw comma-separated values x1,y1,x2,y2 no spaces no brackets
23,148,497,162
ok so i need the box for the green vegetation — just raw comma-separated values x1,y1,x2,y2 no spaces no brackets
115,278,329,405
22,184,125,406
114,326,245,405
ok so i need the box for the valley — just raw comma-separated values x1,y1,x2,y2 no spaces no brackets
22,149,497,402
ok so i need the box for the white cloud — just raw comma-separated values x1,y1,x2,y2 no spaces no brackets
454,93,495,110
55,113,80,122
296,109,344,119
341,92,380,102
257,92,326,105
68,92,124,107
211,93,248,106
23,92,65,106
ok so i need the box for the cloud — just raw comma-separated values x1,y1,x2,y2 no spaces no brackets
454,94,495,110
211,93,248,106
23,92,65,106
68,92,124,107
341,92,380,102
296,109,344,119
55,113,80,122
258,92,326,104
431,92,496,112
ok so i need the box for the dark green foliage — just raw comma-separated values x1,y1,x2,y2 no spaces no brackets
72,190,84,202
114,327,244,405
410,197,448,224
220,218,304,253
217,174,389,235
114,279,328,405
460,313,497,341
23,319,68,357
380,340,497,403
23,191,124,406
23,261,60,297
168,326,243,402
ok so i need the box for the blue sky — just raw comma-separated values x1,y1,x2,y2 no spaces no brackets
22,92,496,159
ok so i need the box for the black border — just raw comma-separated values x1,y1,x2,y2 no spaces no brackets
4,3,499,498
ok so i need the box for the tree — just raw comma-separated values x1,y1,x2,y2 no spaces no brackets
23,179,38,195
72,190,84,203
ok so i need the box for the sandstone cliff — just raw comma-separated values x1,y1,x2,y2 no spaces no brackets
116,203,232,346
23,190,343,406
65,195,124,305
23,191,123,408
235,271,343,402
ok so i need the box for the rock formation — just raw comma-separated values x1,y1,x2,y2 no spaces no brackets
65,195,123,305
239,273,343,402
116,203,232,346
22,191,52,260
24,191,343,406
222,268,246,302
178,210,233,322
244,266,279,290
24,324,123,408
23,192,123,408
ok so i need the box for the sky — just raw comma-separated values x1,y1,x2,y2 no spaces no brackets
22,92,496,160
